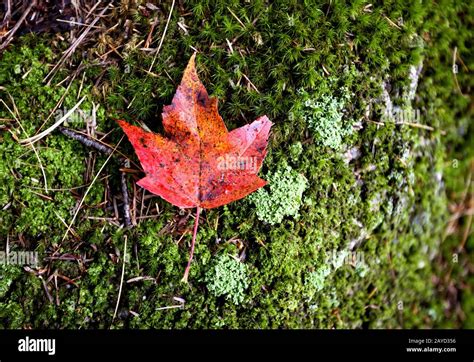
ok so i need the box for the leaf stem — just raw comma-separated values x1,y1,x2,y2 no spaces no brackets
181,206,201,283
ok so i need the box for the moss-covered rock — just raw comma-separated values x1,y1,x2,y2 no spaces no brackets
0,0,472,329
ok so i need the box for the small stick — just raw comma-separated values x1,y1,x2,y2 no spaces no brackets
394,121,434,131
144,17,158,48
59,126,113,155
112,235,127,323
56,19,103,29
384,15,402,30
227,7,246,28
156,305,183,311
120,171,132,227
2,0,11,26
62,137,123,241
35,74,76,135
148,0,175,72
452,47,465,96
59,127,133,228
43,2,113,84
132,181,137,226
181,206,201,283
242,73,260,93
126,276,155,283
0,0,36,52
40,276,54,304
20,96,86,145
85,0,103,20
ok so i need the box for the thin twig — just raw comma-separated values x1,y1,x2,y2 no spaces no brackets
452,47,465,96
0,0,37,52
43,2,113,84
144,17,158,48
53,210,80,239
60,126,137,165
35,76,76,135
2,0,12,26
383,15,402,30
85,0,103,20
394,121,434,131
60,126,134,228
148,0,175,72
20,96,86,145
1,97,49,193
156,305,184,311
127,276,155,283
62,137,123,241
59,126,113,154
227,7,246,28
242,73,260,93
112,235,127,323
40,276,54,304
459,171,473,251
56,18,103,29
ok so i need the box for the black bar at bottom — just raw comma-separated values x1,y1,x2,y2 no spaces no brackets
0,329,472,361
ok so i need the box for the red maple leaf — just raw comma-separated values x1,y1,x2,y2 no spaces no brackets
118,53,272,281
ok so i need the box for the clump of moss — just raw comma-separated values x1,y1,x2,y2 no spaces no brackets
0,265,22,299
288,141,303,162
291,89,353,150
205,254,249,305
249,163,308,225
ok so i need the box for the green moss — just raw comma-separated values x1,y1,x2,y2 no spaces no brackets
0,265,22,299
288,141,303,162
0,36,107,237
0,0,472,329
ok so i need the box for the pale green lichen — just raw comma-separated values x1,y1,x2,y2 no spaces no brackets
205,254,249,305
305,265,331,293
249,163,308,225
292,89,353,150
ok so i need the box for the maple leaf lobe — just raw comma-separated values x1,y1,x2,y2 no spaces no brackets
118,54,272,209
